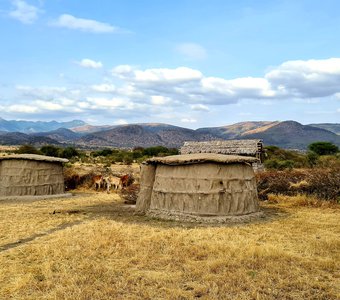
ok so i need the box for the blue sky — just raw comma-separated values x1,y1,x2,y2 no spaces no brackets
0,0,339,128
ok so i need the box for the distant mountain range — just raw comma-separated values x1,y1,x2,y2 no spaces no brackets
0,118,86,133
0,117,339,150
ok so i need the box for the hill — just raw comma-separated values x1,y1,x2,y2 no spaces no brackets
196,121,279,139
1,118,339,149
76,124,205,148
71,124,114,134
31,128,82,143
308,123,340,135
0,132,60,146
240,121,340,149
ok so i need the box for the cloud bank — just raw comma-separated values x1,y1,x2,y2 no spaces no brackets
4,58,340,124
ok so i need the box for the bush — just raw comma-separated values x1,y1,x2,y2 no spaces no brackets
308,142,339,156
92,148,115,157
119,184,140,204
306,151,319,167
40,145,60,157
60,147,79,159
256,167,340,201
16,144,41,155
264,159,295,170
264,146,308,169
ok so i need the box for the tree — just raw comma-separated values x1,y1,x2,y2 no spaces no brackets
40,145,60,157
60,147,79,159
308,142,339,156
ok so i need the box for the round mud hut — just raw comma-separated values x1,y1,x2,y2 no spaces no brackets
0,154,68,198
136,153,261,222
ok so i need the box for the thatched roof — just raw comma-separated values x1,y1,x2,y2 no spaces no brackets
0,154,68,163
180,140,262,156
145,153,257,166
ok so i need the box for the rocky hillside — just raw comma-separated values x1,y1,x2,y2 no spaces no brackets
196,121,279,139
240,121,340,149
76,124,209,148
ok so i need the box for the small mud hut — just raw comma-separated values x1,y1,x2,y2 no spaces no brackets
136,153,261,222
0,154,68,197
180,140,264,171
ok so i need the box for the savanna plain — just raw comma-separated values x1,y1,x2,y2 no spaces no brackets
0,189,339,299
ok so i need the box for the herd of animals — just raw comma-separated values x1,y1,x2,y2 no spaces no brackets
92,174,133,193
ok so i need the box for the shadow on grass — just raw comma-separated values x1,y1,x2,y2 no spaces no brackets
71,200,290,229
0,197,289,252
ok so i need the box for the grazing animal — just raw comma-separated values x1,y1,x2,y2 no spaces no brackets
92,175,103,191
120,174,133,188
103,176,121,193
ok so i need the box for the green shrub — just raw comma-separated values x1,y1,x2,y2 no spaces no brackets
60,147,79,159
40,145,60,157
308,142,339,156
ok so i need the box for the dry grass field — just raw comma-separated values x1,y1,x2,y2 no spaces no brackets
0,192,339,300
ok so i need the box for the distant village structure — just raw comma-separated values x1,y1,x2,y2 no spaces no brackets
180,139,264,171
0,154,68,198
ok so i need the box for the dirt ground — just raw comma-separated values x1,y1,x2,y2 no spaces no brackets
0,191,339,299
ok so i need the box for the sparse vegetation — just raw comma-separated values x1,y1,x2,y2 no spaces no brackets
90,146,179,164
264,143,340,170
256,167,340,202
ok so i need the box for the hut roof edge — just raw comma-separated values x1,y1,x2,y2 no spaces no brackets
0,154,69,163
145,153,258,166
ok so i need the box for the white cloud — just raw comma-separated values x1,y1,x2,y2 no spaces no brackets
91,84,115,93
86,97,127,108
200,77,276,101
34,100,64,111
9,0,41,24
190,104,210,111
7,58,340,123
115,119,128,125
7,104,38,113
134,67,202,83
151,95,171,105
266,58,340,98
112,65,203,84
77,59,103,69
181,118,197,123
176,43,207,60
51,14,119,33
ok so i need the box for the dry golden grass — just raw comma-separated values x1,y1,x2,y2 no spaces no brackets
0,193,339,299
267,193,340,208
